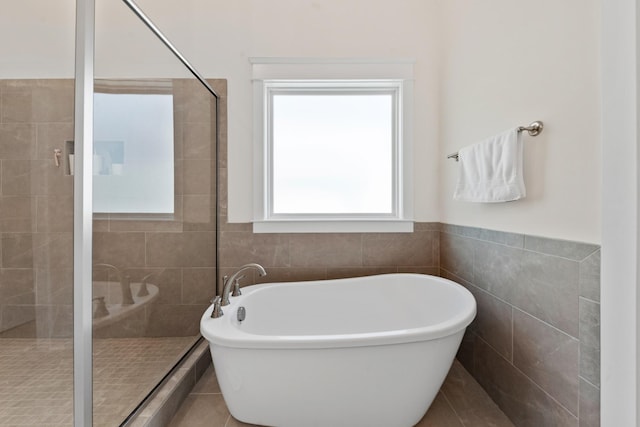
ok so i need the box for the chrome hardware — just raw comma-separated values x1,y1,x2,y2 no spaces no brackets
231,275,245,297
517,120,544,137
221,263,267,306
447,120,544,161
121,0,219,98
211,296,223,318
237,306,246,322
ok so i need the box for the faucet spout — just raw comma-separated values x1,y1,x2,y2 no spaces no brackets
220,263,267,306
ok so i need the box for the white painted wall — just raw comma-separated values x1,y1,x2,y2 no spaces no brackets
97,0,442,224
1,0,441,223
0,1,76,77
437,0,601,244
1,0,601,241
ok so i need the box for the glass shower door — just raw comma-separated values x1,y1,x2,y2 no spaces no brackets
0,3,76,426
0,2,219,426
91,1,219,425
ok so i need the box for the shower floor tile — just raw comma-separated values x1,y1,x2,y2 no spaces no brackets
0,336,197,427
168,359,515,427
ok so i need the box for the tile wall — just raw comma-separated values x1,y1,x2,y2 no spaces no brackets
0,79,75,336
218,221,440,288
440,224,600,427
0,78,223,338
93,79,222,338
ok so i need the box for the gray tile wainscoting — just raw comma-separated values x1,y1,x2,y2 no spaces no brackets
441,224,600,427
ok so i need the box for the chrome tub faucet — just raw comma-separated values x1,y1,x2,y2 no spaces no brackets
211,263,267,318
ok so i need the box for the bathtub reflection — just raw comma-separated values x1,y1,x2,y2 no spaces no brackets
92,281,159,338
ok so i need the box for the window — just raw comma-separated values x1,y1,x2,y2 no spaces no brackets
252,60,414,233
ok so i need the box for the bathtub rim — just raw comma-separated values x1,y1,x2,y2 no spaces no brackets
200,273,476,350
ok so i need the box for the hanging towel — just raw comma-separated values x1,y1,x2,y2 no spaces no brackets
453,128,526,202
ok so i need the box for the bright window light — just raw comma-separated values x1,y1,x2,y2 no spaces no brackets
271,92,393,215
264,80,402,222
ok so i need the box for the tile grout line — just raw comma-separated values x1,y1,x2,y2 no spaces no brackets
511,306,514,364
189,392,223,395
439,389,466,426
442,266,580,341
475,335,579,420
579,295,600,305
579,374,600,390
440,226,600,262
512,305,580,342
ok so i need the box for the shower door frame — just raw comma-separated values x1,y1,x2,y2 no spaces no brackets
73,0,95,425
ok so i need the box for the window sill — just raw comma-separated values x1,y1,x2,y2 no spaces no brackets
252,219,414,234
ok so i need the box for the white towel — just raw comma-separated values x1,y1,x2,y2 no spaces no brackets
453,128,526,202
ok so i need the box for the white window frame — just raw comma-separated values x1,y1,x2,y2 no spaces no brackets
252,59,414,233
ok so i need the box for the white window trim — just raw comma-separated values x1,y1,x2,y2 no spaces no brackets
252,59,414,233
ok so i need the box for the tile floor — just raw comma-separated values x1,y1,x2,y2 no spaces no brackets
169,359,515,427
0,336,197,427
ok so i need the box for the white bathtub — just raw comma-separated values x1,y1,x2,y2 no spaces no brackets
200,273,476,427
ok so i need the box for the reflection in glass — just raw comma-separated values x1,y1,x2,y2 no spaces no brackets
91,78,219,426
93,84,175,214
92,1,220,420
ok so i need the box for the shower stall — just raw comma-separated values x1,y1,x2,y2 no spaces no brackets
0,1,220,425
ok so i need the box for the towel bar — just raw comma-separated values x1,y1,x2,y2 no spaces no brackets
446,121,544,161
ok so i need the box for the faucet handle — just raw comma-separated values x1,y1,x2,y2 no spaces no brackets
231,275,245,297
211,296,223,318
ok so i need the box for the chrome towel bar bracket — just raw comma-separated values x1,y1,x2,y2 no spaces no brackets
517,120,544,136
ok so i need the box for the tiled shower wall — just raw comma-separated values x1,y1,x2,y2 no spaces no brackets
440,224,600,427
92,79,222,338
218,222,600,427
0,79,75,335
0,78,223,338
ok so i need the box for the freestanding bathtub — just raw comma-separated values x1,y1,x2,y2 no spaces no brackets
200,273,476,427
